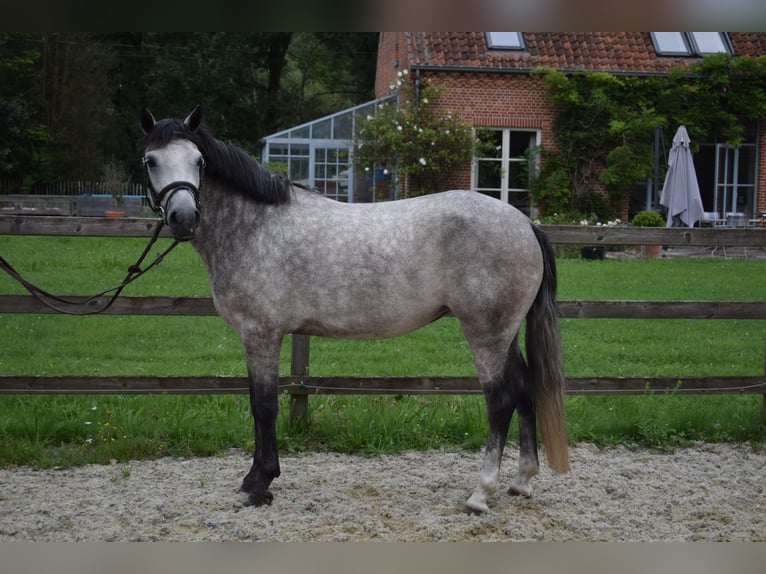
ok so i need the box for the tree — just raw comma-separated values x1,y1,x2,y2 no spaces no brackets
0,33,51,184
281,33,377,125
0,33,379,187
353,70,474,197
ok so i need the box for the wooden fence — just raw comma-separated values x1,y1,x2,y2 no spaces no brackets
2,214,766,423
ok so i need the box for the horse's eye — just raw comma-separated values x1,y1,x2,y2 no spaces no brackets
196,157,205,168
144,157,157,168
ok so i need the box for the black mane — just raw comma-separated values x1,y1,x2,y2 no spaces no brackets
143,117,292,206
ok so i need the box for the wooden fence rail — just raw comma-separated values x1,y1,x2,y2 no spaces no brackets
2,215,766,423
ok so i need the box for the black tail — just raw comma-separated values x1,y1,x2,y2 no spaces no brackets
526,224,570,472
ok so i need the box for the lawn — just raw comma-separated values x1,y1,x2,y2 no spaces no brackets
1,236,765,467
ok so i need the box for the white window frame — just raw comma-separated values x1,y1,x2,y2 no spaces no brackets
473,128,540,215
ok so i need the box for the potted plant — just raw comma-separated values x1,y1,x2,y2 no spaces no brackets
630,210,665,258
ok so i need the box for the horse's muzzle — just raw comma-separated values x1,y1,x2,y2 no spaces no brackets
167,204,200,241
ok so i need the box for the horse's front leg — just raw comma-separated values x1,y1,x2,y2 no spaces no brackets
239,332,282,507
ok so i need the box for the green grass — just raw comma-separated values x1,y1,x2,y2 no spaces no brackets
1,237,766,467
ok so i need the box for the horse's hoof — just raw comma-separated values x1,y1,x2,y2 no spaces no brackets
244,490,274,507
508,483,533,498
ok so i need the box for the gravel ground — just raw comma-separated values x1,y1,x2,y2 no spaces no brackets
1,443,764,542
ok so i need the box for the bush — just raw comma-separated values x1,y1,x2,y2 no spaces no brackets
631,210,665,227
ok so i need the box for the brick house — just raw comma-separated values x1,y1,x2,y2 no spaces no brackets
375,32,766,222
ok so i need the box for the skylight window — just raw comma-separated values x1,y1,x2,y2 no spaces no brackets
486,32,525,50
690,32,731,54
651,32,732,56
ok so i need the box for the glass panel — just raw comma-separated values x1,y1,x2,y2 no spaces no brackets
290,143,309,157
737,146,756,184
335,113,353,140
291,126,310,139
508,130,535,157
269,143,289,157
508,191,531,215
691,32,729,54
313,118,332,139
651,32,689,54
506,160,530,190
486,32,524,49
477,160,502,189
290,158,309,183
478,189,502,201
477,129,503,159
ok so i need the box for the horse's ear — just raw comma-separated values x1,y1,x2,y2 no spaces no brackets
140,107,156,135
184,105,203,132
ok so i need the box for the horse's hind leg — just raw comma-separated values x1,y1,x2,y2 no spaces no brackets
463,338,522,515
508,377,539,498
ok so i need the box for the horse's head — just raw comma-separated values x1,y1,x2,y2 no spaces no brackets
140,106,204,241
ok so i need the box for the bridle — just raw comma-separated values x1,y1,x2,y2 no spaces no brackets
141,152,205,224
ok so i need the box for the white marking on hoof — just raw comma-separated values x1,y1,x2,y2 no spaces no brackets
464,494,490,515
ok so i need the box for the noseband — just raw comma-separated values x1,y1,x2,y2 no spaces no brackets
141,155,205,223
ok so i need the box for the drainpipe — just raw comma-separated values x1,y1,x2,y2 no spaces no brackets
415,69,421,108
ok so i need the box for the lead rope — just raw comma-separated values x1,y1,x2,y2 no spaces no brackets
0,219,179,315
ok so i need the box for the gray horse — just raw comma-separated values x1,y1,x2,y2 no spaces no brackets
140,106,569,514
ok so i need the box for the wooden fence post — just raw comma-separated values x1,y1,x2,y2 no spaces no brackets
290,334,310,425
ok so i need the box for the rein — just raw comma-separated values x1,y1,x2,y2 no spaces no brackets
0,219,179,316
1,141,206,315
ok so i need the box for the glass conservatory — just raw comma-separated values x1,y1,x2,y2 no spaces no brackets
261,95,397,203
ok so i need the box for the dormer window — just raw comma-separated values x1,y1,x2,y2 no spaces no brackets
651,32,732,56
486,32,525,50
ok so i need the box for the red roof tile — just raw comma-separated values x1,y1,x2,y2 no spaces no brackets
403,32,766,74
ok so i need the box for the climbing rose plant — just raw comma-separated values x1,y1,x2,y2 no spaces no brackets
354,70,474,197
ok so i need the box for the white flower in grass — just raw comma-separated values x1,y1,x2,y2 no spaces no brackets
419,158,427,166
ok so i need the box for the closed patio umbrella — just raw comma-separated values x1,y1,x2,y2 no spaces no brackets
659,125,705,227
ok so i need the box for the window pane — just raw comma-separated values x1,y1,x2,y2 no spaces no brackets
508,130,536,157
691,32,729,54
291,126,310,139
508,191,531,214
486,32,524,49
290,143,309,157
507,160,530,190
269,143,288,157
737,146,756,185
652,32,689,54
313,118,332,139
478,189,502,201
335,113,353,140
478,160,502,189
476,129,502,159
290,158,309,182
